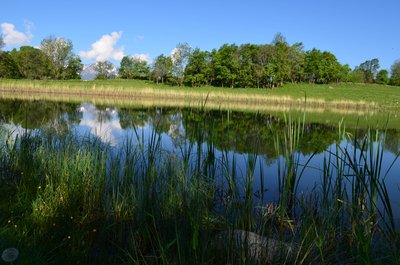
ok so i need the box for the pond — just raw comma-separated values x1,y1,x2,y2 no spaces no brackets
1,98,399,215
1,98,400,264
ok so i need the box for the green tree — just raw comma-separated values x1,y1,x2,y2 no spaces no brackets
119,56,133,79
213,44,240,88
350,67,365,83
184,48,212,86
255,45,274,88
40,36,77,79
152,54,172,84
375,69,389,85
64,56,83,79
236,44,258,88
305,49,342,84
93,61,114,80
271,32,287,46
390,60,400,86
358,58,380,83
119,56,150,79
340,64,352,82
288,42,305,83
270,34,291,87
171,43,192,86
0,52,21,78
11,46,53,79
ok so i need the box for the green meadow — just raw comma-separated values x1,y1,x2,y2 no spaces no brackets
1,79,400,110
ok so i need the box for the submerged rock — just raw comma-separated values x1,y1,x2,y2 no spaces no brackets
215,229,294,263
1,248,19,263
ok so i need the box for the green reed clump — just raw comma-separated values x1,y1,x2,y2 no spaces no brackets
266,115,400,264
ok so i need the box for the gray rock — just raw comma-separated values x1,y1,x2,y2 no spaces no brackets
1,248,19,263
215,229,294,263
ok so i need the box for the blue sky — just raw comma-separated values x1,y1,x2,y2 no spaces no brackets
1,0,399,69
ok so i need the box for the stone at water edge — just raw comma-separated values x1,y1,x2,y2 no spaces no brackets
214,229,294,262
1,248,19,263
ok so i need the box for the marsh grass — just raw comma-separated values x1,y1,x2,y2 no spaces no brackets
1,79,395,113
0,109,399,264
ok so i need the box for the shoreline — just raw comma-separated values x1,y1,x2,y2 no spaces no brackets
0,85,379,113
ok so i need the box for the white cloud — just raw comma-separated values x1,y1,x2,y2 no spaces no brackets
79,31,124,62
1,22,33,46
136,35,144,41
132,53,150,63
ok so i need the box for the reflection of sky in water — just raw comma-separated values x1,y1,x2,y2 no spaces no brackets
73,103,178,151
75,103,125,146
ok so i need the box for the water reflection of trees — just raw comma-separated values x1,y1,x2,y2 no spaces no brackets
117,107,341,159
119,107,186,146
2,99,399,157
0,99,81,132
385,130,400,154
119,108,149,128
94,106,115,124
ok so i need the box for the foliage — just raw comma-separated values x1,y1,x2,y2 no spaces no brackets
0,32,398,89
184,48,212,87
40,36,82,79
162,34,350,88
350,67,365,83
118,56,150,80
357,58,380,83
10,46,53,79
94,61,114,80
304,48,343,84
213,43,240,88
0,52,21,79
171,43,192,86
390,60,400,86
340,64,352,82
152,54,172,84
376,69,389,85
64,56,83,79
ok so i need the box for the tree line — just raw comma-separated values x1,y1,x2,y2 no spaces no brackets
0,36,83,80
1,33,400,87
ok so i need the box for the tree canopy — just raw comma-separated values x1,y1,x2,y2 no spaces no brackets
1,33,399,88
94,61,114,80
376,69,389,85
0,36,82,80
10,46,53,80
152,54,172,84
118,56,150,80
356,58,380,83
390,60,400,86
41,36,72,79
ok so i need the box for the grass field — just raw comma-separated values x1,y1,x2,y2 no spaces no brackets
1,79,400,111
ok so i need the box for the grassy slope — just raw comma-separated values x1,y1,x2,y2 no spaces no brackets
0,79,399,108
